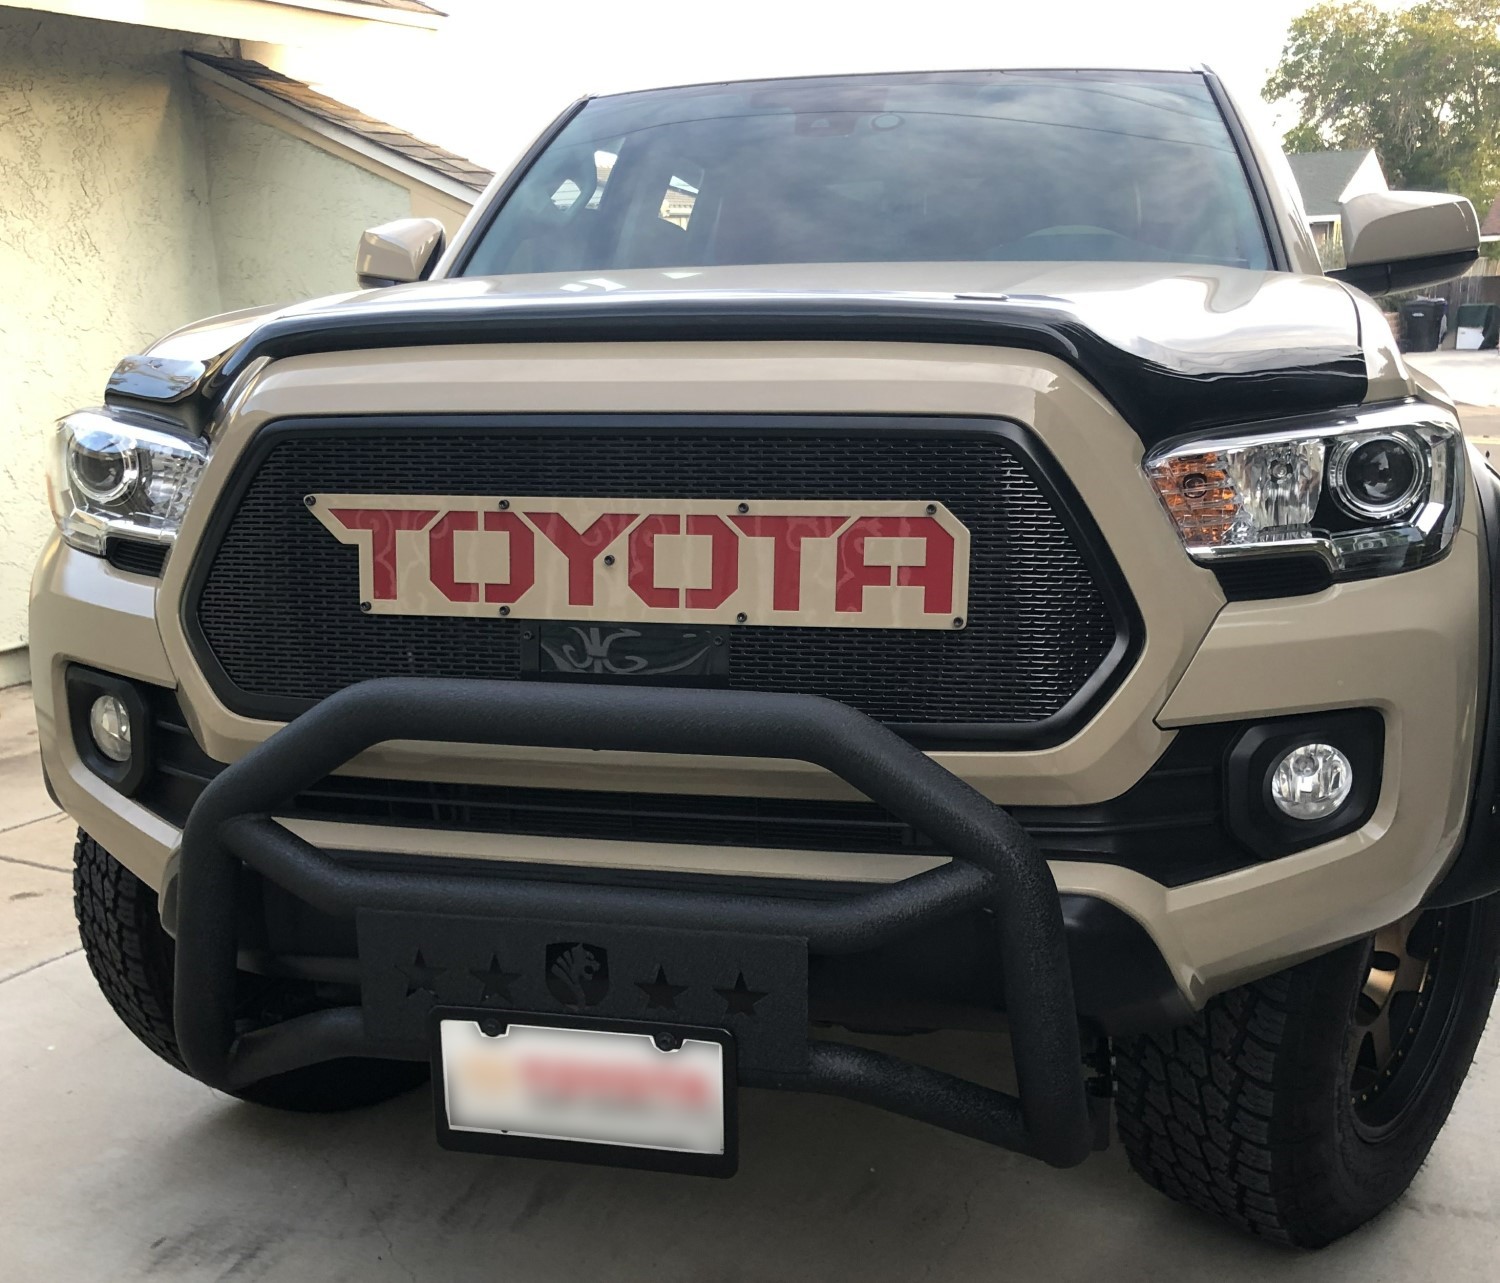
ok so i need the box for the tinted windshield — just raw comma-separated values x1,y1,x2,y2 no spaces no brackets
460,71,1271,277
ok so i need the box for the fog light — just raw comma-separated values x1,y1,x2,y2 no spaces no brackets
88,694,132,763
1270,743,1352,820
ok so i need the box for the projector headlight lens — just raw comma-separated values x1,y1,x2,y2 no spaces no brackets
68,427,140,504
1329,433,1425,520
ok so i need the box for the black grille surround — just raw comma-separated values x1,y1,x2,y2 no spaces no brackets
185,415,1140,747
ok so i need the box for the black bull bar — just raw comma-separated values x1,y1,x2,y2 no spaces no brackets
175,678,1099,1168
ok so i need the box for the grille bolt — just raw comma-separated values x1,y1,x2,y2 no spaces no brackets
925,503,937,515
497,499,510,510
303,494,317,507
736,612,748,624
951,616,964,629
713,635,724,646
603,554,615,567
522,630,533,640
359,601,372,613
498,605,510,617
737,502,750,514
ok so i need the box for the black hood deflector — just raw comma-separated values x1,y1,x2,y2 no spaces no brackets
201,286,1367,448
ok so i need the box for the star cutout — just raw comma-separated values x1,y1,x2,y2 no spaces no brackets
399,948,446,999
714,972,767,1017
636,965,689,1012
469,953,521,1003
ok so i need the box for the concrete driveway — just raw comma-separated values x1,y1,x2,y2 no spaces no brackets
1409,350,1500,452
2,684,1498,1280
1408,349,1500,412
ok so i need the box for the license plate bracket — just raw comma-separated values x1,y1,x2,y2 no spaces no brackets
430,1007,738,1177
358,911,808,1076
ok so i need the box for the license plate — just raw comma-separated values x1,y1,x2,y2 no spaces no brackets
431,1010,736,1176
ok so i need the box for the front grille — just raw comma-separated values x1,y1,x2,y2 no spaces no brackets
190,416,1131,740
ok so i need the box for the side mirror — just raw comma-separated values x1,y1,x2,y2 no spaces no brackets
1329,191,1479,294
355,217,446,289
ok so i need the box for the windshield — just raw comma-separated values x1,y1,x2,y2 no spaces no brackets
459,71,1272,278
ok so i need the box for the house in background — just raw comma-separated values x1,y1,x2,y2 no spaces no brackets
1483,197,1500,245
1286,149,1389,269
0,0,493,686
181,52,492,311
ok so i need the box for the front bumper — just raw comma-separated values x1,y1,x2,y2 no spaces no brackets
173,676,1103,1169
28,343,1494,1014
33,520,1490,1006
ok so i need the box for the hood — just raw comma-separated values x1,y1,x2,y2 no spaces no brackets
137,262,1369,447
341,261,1365,381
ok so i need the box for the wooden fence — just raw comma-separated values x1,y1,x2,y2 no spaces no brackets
1383,258,1500,311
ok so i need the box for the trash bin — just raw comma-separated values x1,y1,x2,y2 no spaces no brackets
1400,298,1448,352
1454,303,1500,351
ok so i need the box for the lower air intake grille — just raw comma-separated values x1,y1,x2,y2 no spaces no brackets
106,539,169,578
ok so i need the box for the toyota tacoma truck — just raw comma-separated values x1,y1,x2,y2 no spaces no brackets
34,68,1498,1247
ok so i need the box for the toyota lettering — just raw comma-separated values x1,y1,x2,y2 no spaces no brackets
307,495,971,628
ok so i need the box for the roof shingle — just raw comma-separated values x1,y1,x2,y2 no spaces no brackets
1286,149,1381,219
184,52,492,193
345,1,447,15
1483,196,1500,239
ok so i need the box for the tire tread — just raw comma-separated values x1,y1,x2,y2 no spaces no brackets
1117,902,1500,1248
73,830,186,1072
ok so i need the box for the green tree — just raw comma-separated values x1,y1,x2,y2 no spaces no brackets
1265,0,1500,211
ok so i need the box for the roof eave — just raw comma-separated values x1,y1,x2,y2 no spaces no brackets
263,1,444,31
185,55,479,201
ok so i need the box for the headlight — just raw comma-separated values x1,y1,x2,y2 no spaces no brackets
1145,403,1462,581
47,409,207,555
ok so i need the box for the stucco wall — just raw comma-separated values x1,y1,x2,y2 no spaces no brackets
195,89,407,312
0,12,421,666
0,12,225,656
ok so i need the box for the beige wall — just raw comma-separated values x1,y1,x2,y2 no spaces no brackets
0,11,226,658
0,10,458,670
195,90,407,312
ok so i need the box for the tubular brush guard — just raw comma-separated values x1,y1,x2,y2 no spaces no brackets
174,678,1098,1168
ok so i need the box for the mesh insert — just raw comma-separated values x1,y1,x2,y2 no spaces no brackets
193,421,1124,731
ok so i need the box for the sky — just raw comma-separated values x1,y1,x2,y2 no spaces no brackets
306,0,1390,172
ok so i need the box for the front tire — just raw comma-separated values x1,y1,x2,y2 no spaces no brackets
73,830,427,1112
1115,896,1500,1247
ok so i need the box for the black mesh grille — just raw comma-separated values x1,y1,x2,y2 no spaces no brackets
192,419,1126,733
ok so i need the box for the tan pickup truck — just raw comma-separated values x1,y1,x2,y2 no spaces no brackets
33,67,1497,1246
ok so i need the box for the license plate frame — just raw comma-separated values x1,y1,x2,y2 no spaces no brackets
429,1007,738,1177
